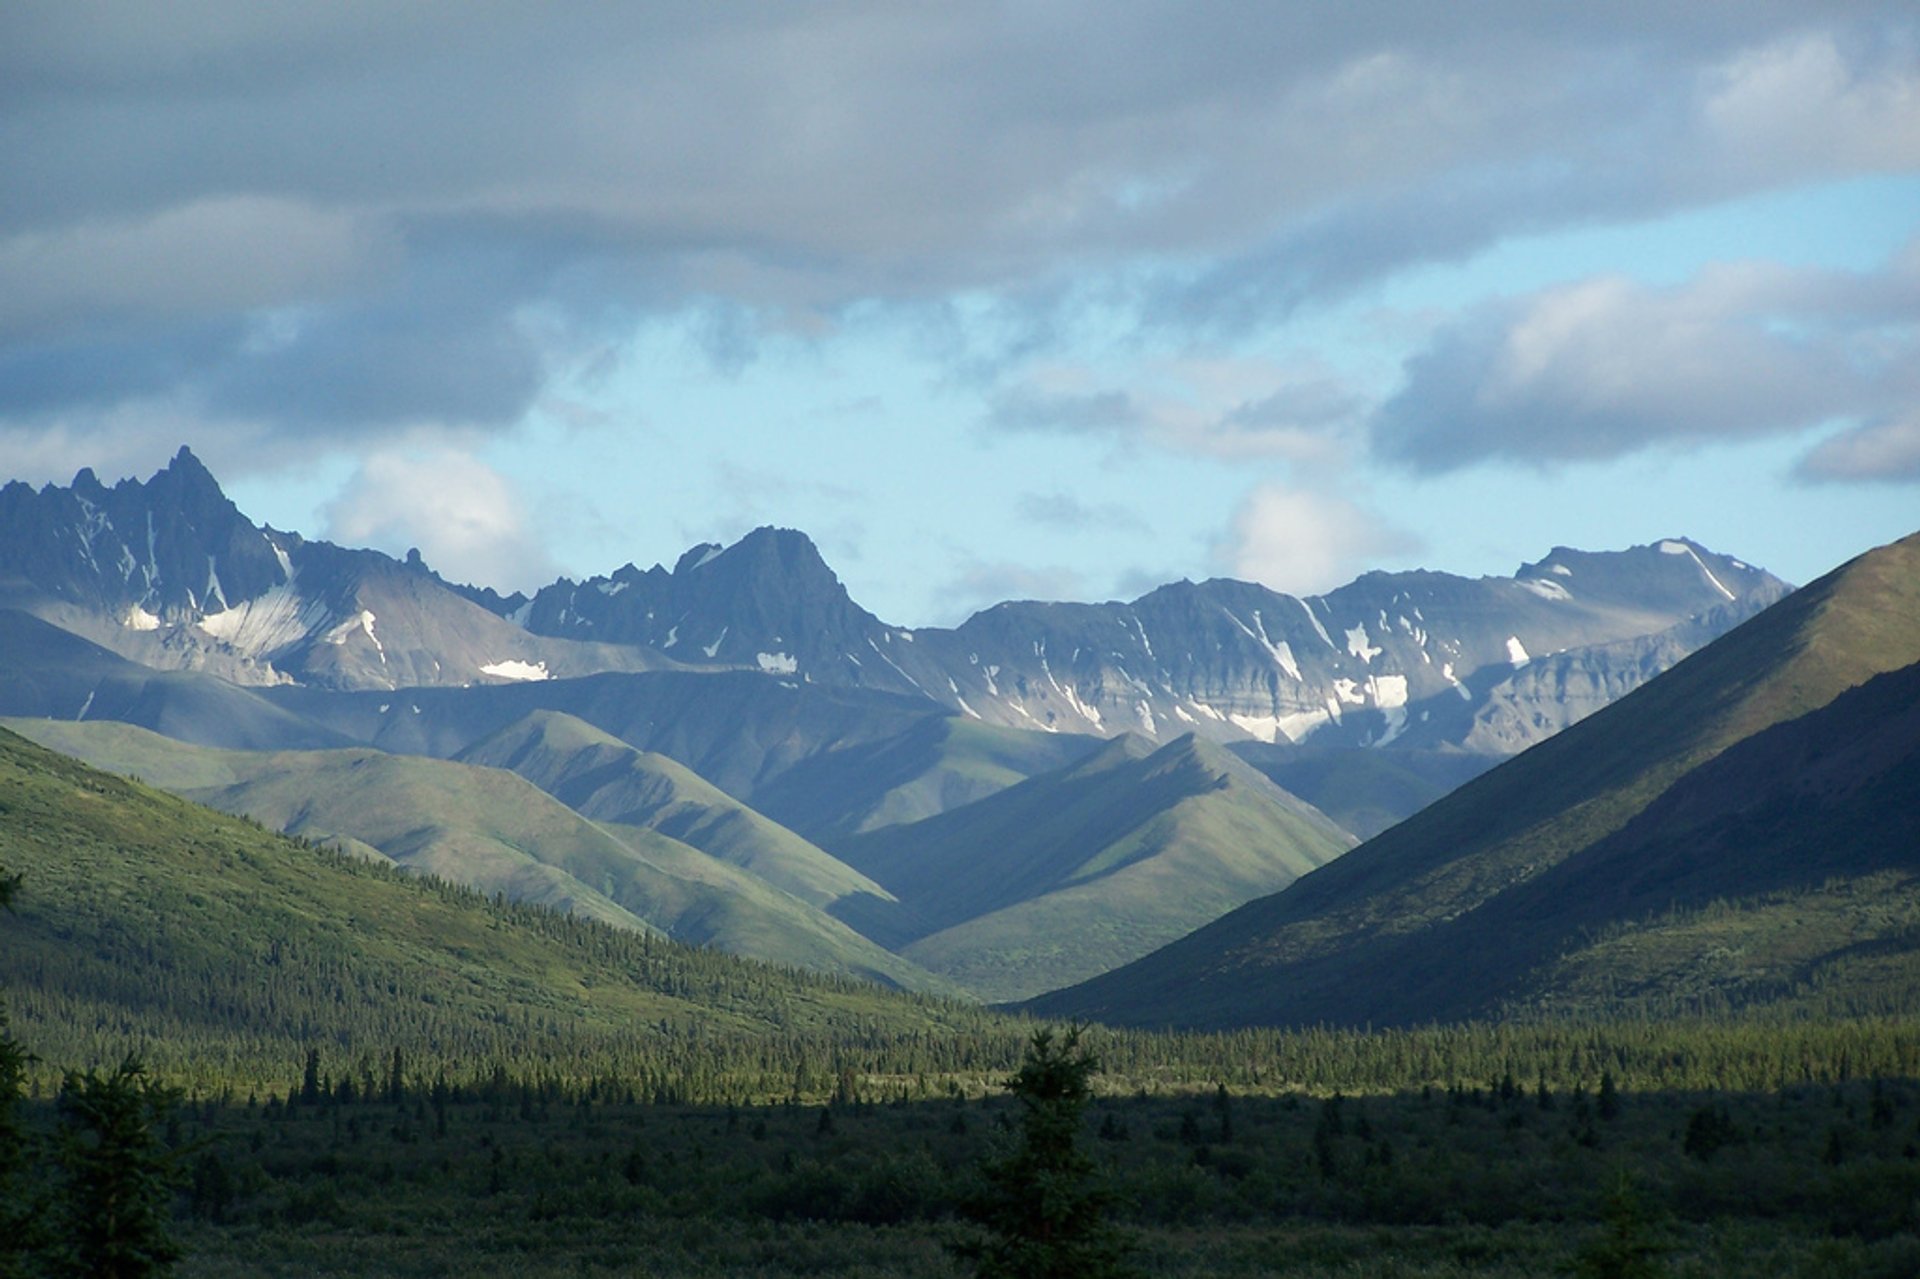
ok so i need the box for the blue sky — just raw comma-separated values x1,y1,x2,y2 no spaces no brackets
3,5,1916,625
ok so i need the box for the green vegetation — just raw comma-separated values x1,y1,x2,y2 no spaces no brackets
834,734,1352,1000
959,1027,1137,1278
49,1056,186,1278
453,709,892,911
0,1056,1911,1277
752,714,1103,843
6,720,1920,1274
4,717,947,993
0,725,996,1094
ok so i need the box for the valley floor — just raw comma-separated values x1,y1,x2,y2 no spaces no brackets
53,1077,1920,1277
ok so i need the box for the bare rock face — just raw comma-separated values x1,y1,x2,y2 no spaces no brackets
3,452,1789,761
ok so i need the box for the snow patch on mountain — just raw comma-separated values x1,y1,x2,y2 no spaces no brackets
1251,610,1302,680
1517,577,1572,601
479,659,550,682
1299,598,1336,649
1369,674,1408,709
199,575,333,657
1682,546,1737,601
1345,624,1382,664
1231,706,1336,744
1506,636,1531,667
124,604,162,631
756,651,798,674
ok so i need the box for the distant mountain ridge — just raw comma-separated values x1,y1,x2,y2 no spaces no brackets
1026,531,1920,1028
2,449,1788,756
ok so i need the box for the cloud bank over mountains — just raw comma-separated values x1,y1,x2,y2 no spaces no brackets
0,3,1913,610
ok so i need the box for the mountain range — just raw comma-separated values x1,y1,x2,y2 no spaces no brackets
0,448,1819,1003
1028,531,1920,1028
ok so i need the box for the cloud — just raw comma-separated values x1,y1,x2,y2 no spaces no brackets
986,357,1363,464
1796,410,1920,482
1215,483,1421,596
1372,250,1920,474
1015,491,1149,533
323,447,558,592
1702,29,1920,180
3,6,1914,452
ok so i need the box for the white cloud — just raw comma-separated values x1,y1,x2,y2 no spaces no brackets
1702,31,1920,180
324,447,558,592
1374,248,1920,475
1215,483,1420,596
1797,410,1920,483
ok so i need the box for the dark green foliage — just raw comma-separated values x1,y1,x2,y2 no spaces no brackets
959,1028,1136,1279
1,865,36,1279
1681,1105,1738,1160
0,1069,1885,1276
1569,1172,1668,1279
51,1055,182,1279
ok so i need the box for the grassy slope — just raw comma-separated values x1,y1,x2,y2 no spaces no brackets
1029,530,1920,1028
749,714,1106,844
1231,744,1501,840
1479,658,1920,1015
4,719,948,993
0,726,990,1089
833,733,1354,1001
454,709,889,911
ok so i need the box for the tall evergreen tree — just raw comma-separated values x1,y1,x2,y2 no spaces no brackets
53,1055,183,1279
958,1027,1136,1279
0,867,38,1278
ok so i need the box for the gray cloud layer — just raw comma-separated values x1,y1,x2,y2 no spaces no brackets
1373,251,1920,477
2,3,1915,476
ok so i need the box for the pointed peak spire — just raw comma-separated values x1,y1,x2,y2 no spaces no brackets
162,444,215,479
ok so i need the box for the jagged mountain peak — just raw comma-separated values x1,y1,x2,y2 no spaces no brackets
682,527,844,590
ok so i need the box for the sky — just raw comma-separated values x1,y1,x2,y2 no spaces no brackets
2,3,1917,626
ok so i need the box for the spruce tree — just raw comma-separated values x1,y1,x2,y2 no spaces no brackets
0,868,39,1277
958,1027,1136,1279
53,1055,183,1278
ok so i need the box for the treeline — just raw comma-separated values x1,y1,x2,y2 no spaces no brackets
42,1010,1901,1115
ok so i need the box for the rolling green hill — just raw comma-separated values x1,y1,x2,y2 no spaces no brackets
1029,530,1920,1028
831,733,1354,1001
0,726,998,1091
4,719,947,993
453,709,889,912
749,713,1107,844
